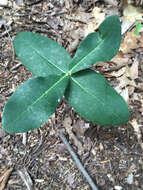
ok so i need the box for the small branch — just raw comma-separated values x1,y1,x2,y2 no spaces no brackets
0,168,13,190
115,143,143,157
10,63,22,71
58,131,99,190
0,5,11,8
22,133,27,146
25,0,45,6
17,168,33,190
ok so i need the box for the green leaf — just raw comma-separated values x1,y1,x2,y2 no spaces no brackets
134,29,139,36
69,15,121,74
14,32,72,77
136,22,142,30
2,74,68,133
134,22,142,35
65,70,130,126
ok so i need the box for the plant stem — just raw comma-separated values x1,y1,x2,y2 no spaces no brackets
58,131,99,190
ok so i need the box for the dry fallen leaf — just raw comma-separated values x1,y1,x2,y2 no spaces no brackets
111,51,130,66
110,67,126,77
120,29,140,54
73,119,86,138
117,71,136,94
84,7,105,36
129,119,143,149
63,117,84,155
121,88,129,103
123,4,143,22
132,93,143,115
99,142,104,152
129,57,139,80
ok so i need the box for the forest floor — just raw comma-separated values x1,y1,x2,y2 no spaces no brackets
0,0,143,189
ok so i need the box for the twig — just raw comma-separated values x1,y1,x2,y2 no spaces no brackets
104,0,118,6
31,129,43,155
0,168,13,190
0,5,11,8
22,133,27,146
58,131,99,190
115,143,143,157
10,63,22,71
17,167,33,190
25,0,45,6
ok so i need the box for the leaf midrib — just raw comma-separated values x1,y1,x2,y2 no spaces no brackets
5,74,68,127
29,43,66,74
71,77,120,120
70,35,103,73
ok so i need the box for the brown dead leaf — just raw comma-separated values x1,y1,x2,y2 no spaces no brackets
111,51,130,66
138,34,143,47
129,119,143,149
73,7,92,24
83,137,92,152
96,62,108,67
123,4,143,22
110,67,126,77
129,57,139,80
73,119,86,138
84,7,105,36
99,142,104,152
117,71,136,94
113,63,136,101
120,29,140,54
132,93,143,115
121,88,129,103
63,117,84,155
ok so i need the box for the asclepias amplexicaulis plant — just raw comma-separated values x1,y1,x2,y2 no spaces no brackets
2,15,130,133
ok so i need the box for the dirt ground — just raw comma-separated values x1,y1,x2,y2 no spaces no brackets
0,0,143,189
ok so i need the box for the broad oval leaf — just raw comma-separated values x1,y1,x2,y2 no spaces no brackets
14,32,72,77
70,15,121,74
65,70,130,126
2,74,68,133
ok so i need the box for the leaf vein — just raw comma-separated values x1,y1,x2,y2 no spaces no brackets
70,36,103,72
71,77,120,121
29,44,66,73
6,74,68,127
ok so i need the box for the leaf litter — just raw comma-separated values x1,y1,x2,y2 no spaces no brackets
1,0,143,189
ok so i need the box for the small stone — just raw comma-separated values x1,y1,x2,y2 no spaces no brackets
127,173,134,184
114,186,123,190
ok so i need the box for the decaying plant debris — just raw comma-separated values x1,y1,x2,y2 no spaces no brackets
0,0,143,189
